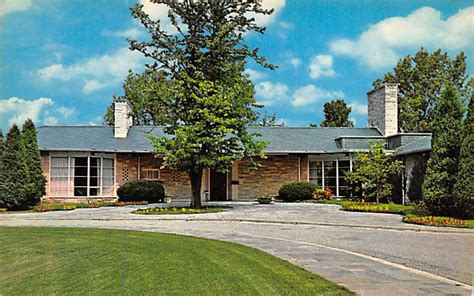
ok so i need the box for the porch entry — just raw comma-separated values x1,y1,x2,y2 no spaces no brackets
209,169,228,201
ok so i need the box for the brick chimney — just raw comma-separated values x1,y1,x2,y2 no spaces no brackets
114,98,133,138
367,83,398,136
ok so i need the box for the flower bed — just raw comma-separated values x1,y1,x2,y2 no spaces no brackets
33,201,148,212
134,207,224,215
402,215,474,228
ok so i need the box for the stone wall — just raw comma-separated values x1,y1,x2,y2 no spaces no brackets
368,83,398,136
40,152,50,198
236,155,303,199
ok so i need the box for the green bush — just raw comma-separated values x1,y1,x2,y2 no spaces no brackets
278,182,318,202
117,180,165,203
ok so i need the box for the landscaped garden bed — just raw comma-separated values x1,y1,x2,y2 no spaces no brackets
0,227,353,295
133,206,225,215
0,201,148,213
402,215,474,228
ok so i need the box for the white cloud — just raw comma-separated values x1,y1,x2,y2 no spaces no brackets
248,0,286,27
348,101,367,115
291,85,344,107
309,54,335,79
244,68,267,81
330,6,474,70
38,47,144,94
104,27,144,39
255,81,289,106
0,0,32,16
290,58,301,68
0,97,53,127
0,97,78,129
57,106,75,118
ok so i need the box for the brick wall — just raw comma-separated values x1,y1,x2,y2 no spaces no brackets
116,153,191,199
236,155,304,199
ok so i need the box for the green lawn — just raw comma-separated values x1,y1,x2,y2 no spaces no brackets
0,227,352,295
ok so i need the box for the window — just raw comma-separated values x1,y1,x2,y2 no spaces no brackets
50,155,114,197
140,169,160,181
309,158,352,197
50,157,70,196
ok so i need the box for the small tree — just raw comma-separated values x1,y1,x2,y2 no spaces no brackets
256,112,284,127
21,119,46,207
320,99,354,127
422,84,464,217
453,95,473,218
0,125,28,209
346,143,402,203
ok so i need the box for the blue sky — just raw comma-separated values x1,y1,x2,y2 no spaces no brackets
1,0,473,131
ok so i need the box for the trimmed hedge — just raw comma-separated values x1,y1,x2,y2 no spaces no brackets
278,182,318,202
117,180,165,203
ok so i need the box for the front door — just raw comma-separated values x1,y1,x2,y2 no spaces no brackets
210,170,228,201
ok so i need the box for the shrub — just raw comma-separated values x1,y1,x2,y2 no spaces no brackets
312,188,332,200
278,182,318,202
117,180,165,203
256,195,273,204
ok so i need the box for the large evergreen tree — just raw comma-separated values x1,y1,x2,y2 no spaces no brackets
320,99,354,127
422,84,464,217
129,0,273,208
374,48,471,133
103,70,175,126
453,95,474,218
21,119,46,207
0,125,28,209
0,129,4,207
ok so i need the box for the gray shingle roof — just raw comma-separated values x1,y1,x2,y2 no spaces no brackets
394,135,432,156
37,126,382,154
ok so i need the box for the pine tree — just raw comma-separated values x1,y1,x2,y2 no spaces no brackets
0,125,28,209
453,96,474,218
422,84,464,217
0,129,4,208
21,119,46,207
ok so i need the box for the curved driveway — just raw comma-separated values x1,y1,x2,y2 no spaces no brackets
0,202,472,295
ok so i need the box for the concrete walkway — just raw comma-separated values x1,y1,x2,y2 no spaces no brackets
0,202,472,295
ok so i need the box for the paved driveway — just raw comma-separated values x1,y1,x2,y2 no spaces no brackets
0,202,472,295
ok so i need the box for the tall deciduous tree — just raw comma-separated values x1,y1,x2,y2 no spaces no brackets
0,125,27,209
453,95,474,218
21,119,46,207
104,70,175,126
374,48,471,133
320,99,354,127
422,84,464,217
256,112,284,127
345,143,402,203
129,0,273,208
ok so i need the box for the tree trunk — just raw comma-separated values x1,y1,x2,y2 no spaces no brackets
189,168,203,209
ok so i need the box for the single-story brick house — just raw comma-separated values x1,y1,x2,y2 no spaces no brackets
37,83,431,203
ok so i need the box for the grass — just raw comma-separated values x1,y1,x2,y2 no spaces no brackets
133,206,225,215
0,227,352,295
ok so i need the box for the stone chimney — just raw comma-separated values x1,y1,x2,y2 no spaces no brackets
367,83,398,136
114,99,133,138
